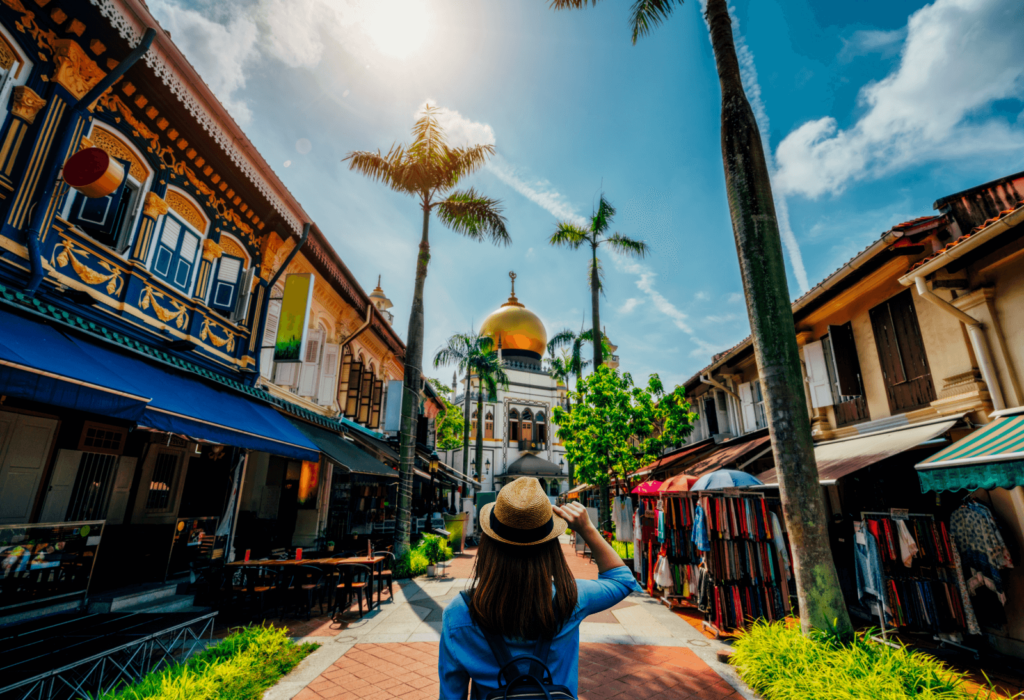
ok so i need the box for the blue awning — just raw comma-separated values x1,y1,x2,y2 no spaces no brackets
0,307,318,461
0,309,149,420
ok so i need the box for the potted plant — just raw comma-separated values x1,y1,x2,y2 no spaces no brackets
421,534,451,577
326,540,335,553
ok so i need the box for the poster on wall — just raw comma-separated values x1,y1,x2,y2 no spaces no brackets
274,273,314,362
298,460,321,508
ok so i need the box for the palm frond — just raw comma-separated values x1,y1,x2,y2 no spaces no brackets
591,194,616,235
549,0,599,8
432,332,475,369
439,144,497,191
606,233,650,259
435,189,510,245
547,329,579,356
409,104,449,163
342,147,411,195
549,222,590,249
629,0,679,45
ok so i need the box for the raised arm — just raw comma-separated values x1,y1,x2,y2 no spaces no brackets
552,502,625,573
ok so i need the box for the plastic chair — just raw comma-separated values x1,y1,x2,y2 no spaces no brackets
332,564,373,620
372,551,395,600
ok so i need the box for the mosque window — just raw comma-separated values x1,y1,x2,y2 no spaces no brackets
509,409,519,441
485,411,494,439
472,410,480,439
535,412,546,444
521,409,533,442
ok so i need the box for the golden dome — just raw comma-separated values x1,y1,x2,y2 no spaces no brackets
480,272,547,358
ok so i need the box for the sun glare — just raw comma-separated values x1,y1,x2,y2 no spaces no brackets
360,1,434,60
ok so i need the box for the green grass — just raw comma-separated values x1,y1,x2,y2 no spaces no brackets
93,625,317,700
610,541,633,559
731,620,1013,700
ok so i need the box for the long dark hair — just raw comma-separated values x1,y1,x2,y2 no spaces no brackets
467,533,578,640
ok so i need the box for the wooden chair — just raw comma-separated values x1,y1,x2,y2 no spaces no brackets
286,565,326,620
332,564,373,620
372,551,395,600
236,566,284,619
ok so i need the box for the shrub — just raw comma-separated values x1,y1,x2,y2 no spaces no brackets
419,534,453,564
731,620,1009,700
95,625,316,700
393,548,430,578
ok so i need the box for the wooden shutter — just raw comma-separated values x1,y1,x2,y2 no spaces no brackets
38,450,82,523
67,158,130,246
738,382,756,434
275,361,298,387
827,323,863,397
210,254,244,313
174,229,201,292
870,301,907,386
317,343,340,407
337,348,353,410
357,368,373,424
260,298,281,380
888,291,931,381
345,362,363,418
870,292,936,413
803,340,834,409
232,266,256,323
105,456,137,525
297,328,324,396
153,217,181,281
369,379,384,428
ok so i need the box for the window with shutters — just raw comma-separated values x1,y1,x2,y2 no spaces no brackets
822,323,869,426
358,364,375,424
209,253,244,314
259,294,282,381
751,380,768,430
521,409,533,441
65,160,143,253
344,357,363,419
703,394,720,435
337,347,354,411
317,342,340,407
297,326,325,397
369,378,384,428
869,290,936,414
536,412,546,444
65,452,119,521
485,411,494,439
151,214,202,294
0,31,29,125
508,409,520,442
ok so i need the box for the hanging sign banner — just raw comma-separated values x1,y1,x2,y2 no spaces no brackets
274,273,314,363
890,508,909,521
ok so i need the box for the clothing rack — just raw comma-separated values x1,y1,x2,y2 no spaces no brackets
858,511,977,659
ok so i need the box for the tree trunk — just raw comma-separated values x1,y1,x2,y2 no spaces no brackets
591,244,603,367
475,381,485,482
395,205,432,555
462,366,471,480
705,0,851,636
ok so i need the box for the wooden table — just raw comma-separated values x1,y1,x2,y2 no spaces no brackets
226,556,386,611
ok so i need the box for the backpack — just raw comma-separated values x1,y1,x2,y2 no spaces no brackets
459,590,576,700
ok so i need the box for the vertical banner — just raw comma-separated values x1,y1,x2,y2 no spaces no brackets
298,459,321,508
274,273,314,362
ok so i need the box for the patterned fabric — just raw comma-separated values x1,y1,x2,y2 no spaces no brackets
949,502,1013,603
692,502,711,552
949,541,981,635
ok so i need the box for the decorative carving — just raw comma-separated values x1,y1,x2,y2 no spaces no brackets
89,126,148,181
219,236,246,261
79,136,94,149
200,317,237,352
11,85,46,124
51,39,105,100
140,285,188,328
142,191,168,219
0,34,15,70
3,0,60,58
165,190,207,231
50,237,123,295
931,370,993,417
202,238,223,261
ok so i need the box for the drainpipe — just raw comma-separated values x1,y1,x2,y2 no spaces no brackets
700,373,745,434
265,222,310,291
340,304,373,352
24,28,157,296
911,276,1005,411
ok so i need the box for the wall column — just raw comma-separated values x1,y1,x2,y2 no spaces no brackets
0,86,46,192
130,191,168,264
193,238,223,302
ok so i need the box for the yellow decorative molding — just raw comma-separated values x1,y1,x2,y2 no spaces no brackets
50,237,123,295
166,189,208,232
2,0,60,59
0,33,15,71
140,284,189,329
200,316,236,353
90,126,148,181
202,238,223,262
78,136,94,149
219,236,245,261
11,85,46,124
142,191,168,219
51,39,104,100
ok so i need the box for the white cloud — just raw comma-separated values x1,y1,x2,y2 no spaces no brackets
414,102,496,148
694,291,710,301
525,247,537,260
776,0,1024,200
150,0,257,122
703,313,739,324
283,160,292,168
487,155,587,227
619,297,642,314
839,28,907,62
726,292,744,303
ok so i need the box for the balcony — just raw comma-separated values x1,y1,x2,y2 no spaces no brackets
517,439,545,452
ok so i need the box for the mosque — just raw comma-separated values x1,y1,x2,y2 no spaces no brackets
440,272,621,500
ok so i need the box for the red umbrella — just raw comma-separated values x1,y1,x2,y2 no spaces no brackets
659,474,699,493
631,480,664,495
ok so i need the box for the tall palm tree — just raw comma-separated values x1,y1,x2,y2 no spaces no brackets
549,0,851,635
549,196,648,369
434,333,508,482
345,107,510,554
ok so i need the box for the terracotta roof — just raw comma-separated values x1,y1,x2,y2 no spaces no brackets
891,216,942,231
909,200,1024,273
630,438,717,476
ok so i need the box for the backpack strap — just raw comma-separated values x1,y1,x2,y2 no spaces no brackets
460,590,514,669
461,590,556,686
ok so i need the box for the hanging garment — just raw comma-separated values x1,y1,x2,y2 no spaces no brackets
950,502,1014,602
614,496,634,542
696,564,713,613
854,524,891,623
657,509,666,543
655,555,675,589
770,512,791,580
692,502,711,552
633,510,643,575
897,520,919,567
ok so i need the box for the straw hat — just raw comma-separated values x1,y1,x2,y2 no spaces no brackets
480,477,567,546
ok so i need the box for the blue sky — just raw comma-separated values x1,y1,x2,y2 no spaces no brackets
151,0,1024,388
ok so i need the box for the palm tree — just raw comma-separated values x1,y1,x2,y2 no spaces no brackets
549,0,851,635
434,333,509,482
345,106,510,554
549,195,648,369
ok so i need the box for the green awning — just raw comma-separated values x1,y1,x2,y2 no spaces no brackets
916,414,1024,493
287,417,398,478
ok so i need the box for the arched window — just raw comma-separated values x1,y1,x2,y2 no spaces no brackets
149,188,209,295
208,233,253,320
535,412,547,444
509,409,520,442
485,411,494,440
521,409,533,442
472,410,479,439
64,124,151,255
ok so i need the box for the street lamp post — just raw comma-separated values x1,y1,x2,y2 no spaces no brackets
428,450,439,517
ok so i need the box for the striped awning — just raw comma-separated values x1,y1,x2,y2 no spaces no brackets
916,414,1024,493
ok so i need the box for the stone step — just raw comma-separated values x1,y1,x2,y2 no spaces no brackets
89,582,181,613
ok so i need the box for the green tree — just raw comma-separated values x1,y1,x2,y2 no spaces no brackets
550,0,852,635
433,333,509,482
344,107,510,554
552,365,694,529
549,196,648,369
425,378,465,452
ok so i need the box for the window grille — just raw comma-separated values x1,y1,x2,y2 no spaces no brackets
66,452,118,521
147,452,179,511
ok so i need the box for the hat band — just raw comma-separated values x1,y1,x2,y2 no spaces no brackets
490,508,554,544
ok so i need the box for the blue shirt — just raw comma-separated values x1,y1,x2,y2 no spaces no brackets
439,566,641,699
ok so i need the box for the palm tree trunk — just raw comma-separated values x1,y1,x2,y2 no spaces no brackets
462,366,471,480
475,380,484,482
396,205,432,555
705,0,850,636
591,244,603,367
